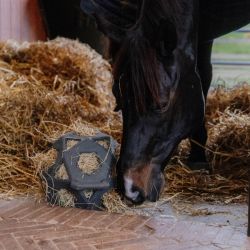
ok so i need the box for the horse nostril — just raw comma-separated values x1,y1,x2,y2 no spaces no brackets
131,190,145,204
123,177,145,204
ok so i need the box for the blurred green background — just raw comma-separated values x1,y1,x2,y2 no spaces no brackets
212,24,250,87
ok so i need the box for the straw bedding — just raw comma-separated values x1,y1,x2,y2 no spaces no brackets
165,84,250,203
0,38,249,213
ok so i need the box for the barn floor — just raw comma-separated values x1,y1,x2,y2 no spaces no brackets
131,199,248,229
0,198,249,250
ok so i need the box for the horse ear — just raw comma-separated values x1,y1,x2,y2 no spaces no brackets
80,0,138,42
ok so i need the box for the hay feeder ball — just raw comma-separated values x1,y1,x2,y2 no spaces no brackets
42,132,117,210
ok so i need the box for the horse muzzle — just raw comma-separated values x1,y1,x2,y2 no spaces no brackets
123,168,165,204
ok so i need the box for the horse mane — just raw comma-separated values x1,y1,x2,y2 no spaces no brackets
111,0,182,113
81,0,183,112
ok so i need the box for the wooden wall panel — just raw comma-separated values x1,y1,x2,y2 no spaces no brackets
0,0,46,42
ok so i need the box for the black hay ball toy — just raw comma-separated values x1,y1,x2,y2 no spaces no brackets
41,132,117,210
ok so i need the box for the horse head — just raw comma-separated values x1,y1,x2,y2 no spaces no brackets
81,0,205,203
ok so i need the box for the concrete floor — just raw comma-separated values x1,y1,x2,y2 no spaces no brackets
131,199,248,229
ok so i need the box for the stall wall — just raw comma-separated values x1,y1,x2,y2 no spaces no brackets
0,0,46,42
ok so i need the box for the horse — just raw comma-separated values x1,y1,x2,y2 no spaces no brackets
81,0,250,204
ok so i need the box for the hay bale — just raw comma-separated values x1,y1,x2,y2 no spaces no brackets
208,110,250,176
206,84,250,122
0,38,114,110
0,38,121,199
165,108,250,201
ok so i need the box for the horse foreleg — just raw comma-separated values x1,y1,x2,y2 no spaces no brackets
188,41,213,171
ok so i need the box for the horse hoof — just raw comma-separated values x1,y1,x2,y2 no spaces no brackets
187,161,212,174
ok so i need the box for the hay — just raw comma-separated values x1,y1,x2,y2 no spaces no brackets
102,190,130,214
83,190,94,199
164,85,250,202
78,153,101,175
206,84,250,122
97,140,110,150
0,38,121,199
56,189,75,207
171,200,228,216
66,140,80,150
208,110,249,158
0,38,249,213
31,149,58,174
55,164,69,180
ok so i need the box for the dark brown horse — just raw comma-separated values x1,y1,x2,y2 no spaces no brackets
81,0,250,204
